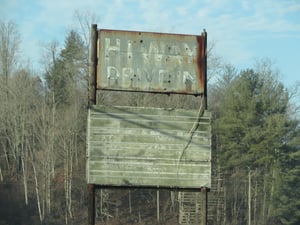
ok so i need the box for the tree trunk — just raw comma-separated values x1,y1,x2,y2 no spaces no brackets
268,167,276,219
30,147,43,222
223,180,227,225
248,169,251,225
68,140,73,218
262,173,267,224
0,166,3,182
233,175,238,225
21,156,28,205
253,178,258,225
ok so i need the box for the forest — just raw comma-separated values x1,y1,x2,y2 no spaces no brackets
0,14,299,225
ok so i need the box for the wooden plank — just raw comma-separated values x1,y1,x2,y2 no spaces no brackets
90,134,209,145
91,119,209,131
89,126,210,136
179,191,207,225
89,146,210,161
89,167,210,188
89,160,210,173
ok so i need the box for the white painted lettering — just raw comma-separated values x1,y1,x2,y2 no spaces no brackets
102,37,199,91
105,38,120,53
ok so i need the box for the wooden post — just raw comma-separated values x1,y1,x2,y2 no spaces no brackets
128,190,132,214
88,184,96,225
157,190,160,222
89,24,98,107
200,187,208,225
88,23,97,221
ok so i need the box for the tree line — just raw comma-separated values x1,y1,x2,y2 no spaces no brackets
209,62,300,225
0,17,89,225
0,17,299,225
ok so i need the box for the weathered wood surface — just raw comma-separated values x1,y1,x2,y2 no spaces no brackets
179,191,207,225
87,105,211,188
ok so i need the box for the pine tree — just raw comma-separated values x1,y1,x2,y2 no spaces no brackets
45,30,86,106
213,64,298,224
273,127,300,225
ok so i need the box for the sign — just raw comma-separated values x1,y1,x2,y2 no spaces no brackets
97,29,206,95
87,105,211,189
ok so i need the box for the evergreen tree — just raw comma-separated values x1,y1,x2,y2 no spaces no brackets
45,30,86,106
274,126,300,225
216,68,290,170
213,64,298,224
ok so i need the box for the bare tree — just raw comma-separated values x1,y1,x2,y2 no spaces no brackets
0,20,20,82
0,20,21,178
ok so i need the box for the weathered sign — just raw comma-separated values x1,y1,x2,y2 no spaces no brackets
97,29,207,95
87,26,210,225
86,105,211,189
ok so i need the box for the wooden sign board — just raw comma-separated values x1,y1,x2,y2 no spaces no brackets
97,29,207,95
86,105,211,189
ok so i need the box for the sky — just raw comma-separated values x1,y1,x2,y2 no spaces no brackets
1,0,300,88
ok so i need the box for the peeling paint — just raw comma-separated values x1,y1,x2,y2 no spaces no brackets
97,29,207,95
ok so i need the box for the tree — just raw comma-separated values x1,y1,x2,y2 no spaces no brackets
0,20,20,82
212,61,298,225
0,17,89,225
44,30,86,106
0,19,21,178
42,29,88,224
273,124,300,225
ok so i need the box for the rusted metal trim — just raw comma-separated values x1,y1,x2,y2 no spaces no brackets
97,88,204,96
99,28,200,38
202,30,208,109
89,24,98,106
196,30,207,108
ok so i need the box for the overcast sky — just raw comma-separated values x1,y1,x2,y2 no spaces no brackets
1,0,300,87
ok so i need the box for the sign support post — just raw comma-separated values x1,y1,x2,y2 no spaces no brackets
88,184,95,225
